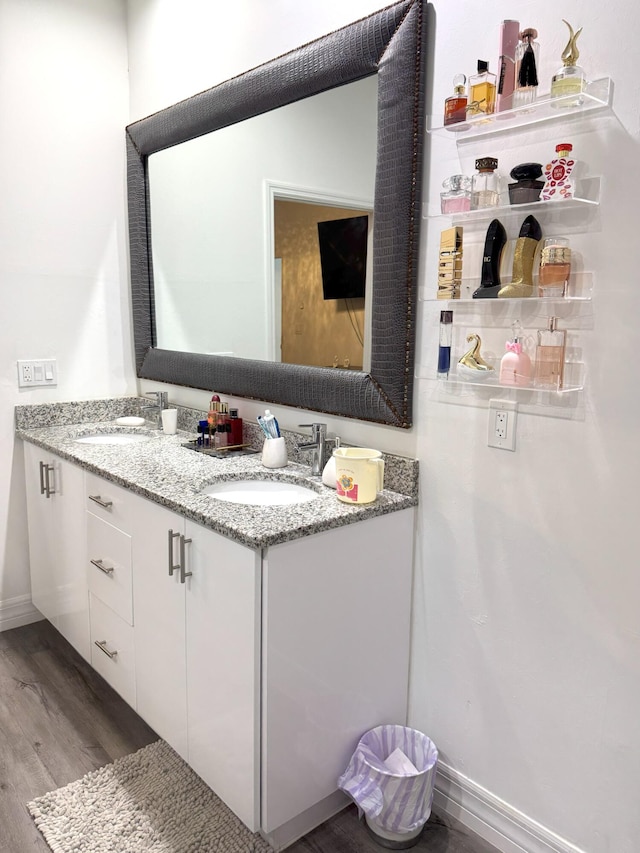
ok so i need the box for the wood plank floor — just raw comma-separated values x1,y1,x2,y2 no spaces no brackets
0,620,498,853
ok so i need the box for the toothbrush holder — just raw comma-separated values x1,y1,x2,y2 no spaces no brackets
262,437,287,469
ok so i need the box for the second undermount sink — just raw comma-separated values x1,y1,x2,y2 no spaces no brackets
201,479,320,506
75,432,153,446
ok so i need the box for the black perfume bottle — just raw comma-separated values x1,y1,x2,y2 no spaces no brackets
472,219,507,298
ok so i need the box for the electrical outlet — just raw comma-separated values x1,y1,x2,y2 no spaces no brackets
488,399,517,451
17,359,57,388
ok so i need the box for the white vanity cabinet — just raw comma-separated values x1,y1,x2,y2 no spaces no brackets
23,446,415,848
24,443,89,660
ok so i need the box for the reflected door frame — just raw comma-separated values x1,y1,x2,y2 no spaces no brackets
264,180,374,367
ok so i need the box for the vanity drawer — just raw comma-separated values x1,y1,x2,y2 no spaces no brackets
89,593,136,709
87,512,133,625
85,473,134,534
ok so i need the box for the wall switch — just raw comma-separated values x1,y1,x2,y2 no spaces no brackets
17,359,57,388
488,399,517,451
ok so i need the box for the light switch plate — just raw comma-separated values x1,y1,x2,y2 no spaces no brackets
17,359,57,388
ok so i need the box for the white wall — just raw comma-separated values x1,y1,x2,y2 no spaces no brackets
412,3,640,853
127,3,640,853
0,0,133,624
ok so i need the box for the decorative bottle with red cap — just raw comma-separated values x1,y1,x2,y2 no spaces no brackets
541,143,576,201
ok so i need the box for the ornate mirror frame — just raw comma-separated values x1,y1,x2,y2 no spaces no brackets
126,0,426,428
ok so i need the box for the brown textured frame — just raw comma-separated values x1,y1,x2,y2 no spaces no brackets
126,0,426,428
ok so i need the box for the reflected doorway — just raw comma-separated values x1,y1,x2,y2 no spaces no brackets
270,189,373,371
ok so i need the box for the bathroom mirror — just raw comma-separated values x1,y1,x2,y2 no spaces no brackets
126,0,426,427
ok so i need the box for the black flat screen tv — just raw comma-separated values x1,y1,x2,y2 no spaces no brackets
317,215,368,300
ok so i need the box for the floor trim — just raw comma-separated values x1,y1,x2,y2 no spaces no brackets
0,594,42,632
434,762,587,853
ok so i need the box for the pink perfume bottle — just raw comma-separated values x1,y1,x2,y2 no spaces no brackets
440,175,472,213
499,322,532,386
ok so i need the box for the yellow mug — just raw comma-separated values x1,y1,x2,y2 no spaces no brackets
333,447,384,504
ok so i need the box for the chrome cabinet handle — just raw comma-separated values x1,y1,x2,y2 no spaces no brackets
94,640,118,659
88,494,113,509
168,529,180,576
39,462,55,498
179,536,192,584
90,558,114,576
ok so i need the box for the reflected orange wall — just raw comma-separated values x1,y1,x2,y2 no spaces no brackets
275,200,367,369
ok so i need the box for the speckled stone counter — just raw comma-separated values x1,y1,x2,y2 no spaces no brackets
16,398,418,550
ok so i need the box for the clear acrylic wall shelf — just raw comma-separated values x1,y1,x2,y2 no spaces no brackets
427,78,613,141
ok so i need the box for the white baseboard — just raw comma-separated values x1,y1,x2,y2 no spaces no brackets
0,594,43,632
434,762,587,853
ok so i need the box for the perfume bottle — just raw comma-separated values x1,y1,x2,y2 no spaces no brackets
471,158,499,210
472,219,507,299
534,317,566,389
512,28,540,108
541,143,576,201
498,214,542,298
437,226,463,299
500,322,532,387
508,162,544,205
550,20,585,107
538,237,571,297
457,333,494,381
229,408,243,446
468,60,497,116
444,74,468,126
440,175,472,213
437,310,453,376
496,19,520,112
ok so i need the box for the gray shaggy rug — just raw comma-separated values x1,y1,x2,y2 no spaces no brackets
27,739,273,852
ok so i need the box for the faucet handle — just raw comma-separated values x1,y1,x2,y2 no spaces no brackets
145,391,169,408
298,422,327,435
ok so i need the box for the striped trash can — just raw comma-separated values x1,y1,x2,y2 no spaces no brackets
338,725,438,849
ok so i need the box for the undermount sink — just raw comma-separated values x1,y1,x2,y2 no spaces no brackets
201,479,320,506
75,432,153,446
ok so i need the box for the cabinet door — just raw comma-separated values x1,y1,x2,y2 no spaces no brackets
261,509,415,833
24,443,58,623
23,443,89,660
185,520,261,831
131,497,187,759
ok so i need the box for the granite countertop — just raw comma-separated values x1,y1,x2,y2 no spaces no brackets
16,398,418,550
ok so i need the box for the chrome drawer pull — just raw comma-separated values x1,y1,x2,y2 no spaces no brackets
40,462,55,498
90,558,114,576
168,529,180,576
179,535,192,584
89,495,113,509
94,640,118,659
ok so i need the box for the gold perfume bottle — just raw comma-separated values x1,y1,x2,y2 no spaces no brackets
468,60,497,116
550,20,586,107
437,226,463,299
534,317,566,389
498,215,542,298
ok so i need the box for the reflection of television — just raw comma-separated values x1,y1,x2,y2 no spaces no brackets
317,215,368,300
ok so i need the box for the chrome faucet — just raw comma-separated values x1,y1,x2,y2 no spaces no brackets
297,423,327,476
142,391,169,428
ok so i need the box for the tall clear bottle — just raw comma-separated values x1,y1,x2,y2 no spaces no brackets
468,60,497,116
534,317,566,389
512,28,540,107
